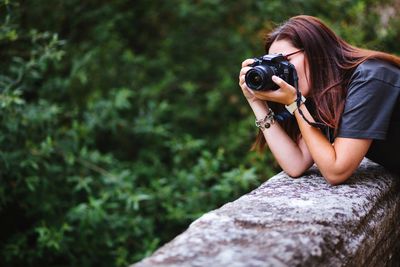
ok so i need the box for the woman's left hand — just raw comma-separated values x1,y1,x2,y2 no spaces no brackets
251,75,298,105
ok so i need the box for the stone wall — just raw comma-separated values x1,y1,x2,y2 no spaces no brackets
131,159,400,267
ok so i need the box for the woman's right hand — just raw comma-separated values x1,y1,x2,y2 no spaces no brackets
238,59,260,104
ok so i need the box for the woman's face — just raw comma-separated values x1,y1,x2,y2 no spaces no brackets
268,39,310,96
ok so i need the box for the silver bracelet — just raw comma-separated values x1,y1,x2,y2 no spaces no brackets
255,108,275,130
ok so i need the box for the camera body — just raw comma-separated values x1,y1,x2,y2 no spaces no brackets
245,54,297,91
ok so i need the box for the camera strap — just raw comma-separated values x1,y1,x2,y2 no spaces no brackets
293,75,331,140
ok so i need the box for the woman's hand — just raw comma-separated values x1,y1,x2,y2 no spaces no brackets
239,59,298,105
238,59,260,104
252,75,298,105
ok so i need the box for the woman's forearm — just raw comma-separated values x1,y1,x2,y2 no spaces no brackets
294,105,336,174
294,104,370,184
249,100,313,176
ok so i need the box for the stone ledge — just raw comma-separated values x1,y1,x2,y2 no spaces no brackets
131,158,400,267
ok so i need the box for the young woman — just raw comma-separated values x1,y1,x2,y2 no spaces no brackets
238,15,400,185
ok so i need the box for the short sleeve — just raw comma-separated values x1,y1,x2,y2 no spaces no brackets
338,62,400,140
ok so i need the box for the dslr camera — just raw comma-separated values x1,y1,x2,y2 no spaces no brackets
245,54,297,91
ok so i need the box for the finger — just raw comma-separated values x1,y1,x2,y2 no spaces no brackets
239,76,244,86
241,59,255,68
271,75,288,88
252,90,275,100
239,76,247,86
253,89,281,99
270,76,297,104
239,81,250,91
246,88,255,96
238,77,251,91
239,66,252,76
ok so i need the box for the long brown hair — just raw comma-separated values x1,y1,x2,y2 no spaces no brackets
253,15,400,151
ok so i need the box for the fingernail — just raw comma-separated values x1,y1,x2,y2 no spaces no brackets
272,75,279,82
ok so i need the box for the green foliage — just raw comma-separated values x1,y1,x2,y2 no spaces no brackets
0,0,398,266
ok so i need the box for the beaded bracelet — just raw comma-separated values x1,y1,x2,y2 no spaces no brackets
255,108,275,130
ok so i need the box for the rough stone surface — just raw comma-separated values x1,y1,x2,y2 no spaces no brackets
131,159,400,267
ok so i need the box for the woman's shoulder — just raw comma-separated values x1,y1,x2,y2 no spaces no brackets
352,59,400,87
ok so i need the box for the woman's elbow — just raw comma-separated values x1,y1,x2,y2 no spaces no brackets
283,165,352,185
285,168,306,178
323,173,350,186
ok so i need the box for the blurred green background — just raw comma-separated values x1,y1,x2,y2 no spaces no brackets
0,0,399,266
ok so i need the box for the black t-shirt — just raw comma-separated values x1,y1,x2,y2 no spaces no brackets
337,59,400,175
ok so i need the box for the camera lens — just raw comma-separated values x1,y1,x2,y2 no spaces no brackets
245,69,265,90
245,65,278,91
